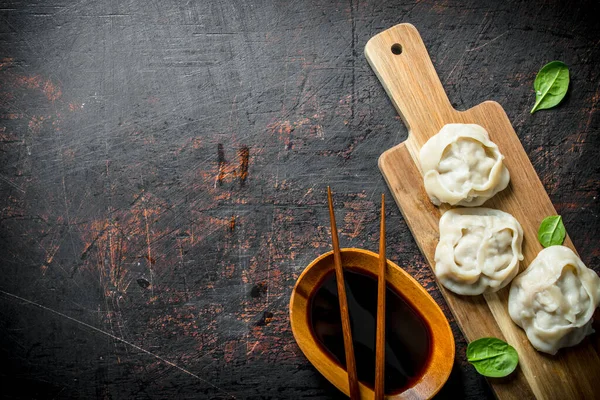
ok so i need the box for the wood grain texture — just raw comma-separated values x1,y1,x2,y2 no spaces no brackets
367,23,600,400
327,187,360,399
0,0,599,398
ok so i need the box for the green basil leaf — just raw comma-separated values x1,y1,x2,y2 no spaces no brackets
467,337,518,378
531,61,570,114
537,215,566,247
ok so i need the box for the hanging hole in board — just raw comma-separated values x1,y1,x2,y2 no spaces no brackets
391,43,403,55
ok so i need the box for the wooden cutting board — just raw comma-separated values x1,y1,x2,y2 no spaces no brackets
365,23,600,400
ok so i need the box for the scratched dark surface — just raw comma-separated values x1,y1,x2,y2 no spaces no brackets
0,0,599,398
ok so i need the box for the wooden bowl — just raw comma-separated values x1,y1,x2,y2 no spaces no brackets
289,248,454,399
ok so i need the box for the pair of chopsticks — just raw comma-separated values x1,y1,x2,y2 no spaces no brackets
327,187,386,400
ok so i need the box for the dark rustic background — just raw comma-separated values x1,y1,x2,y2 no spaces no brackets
1,0,599,398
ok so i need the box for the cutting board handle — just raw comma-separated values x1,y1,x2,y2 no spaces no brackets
365,23,454,145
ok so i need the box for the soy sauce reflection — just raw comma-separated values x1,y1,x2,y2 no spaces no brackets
309,269,431,394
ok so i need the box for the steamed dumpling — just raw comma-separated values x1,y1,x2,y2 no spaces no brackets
508,246,600,355
434,208,523,295
419,124,510,207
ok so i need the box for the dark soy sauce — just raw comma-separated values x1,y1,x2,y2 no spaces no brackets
309,268,432,394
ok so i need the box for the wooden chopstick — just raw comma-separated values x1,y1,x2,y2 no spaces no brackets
374,193,386,400
327,186,360,400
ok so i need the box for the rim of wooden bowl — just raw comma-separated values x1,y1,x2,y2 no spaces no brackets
289,248,455,400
